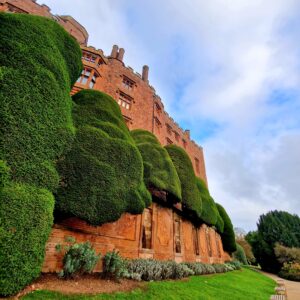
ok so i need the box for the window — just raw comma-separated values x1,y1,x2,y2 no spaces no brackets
166,138,173,145
195,158,200,174
155,102,162,114
192,226,200,256
118,92,132,110
142,208,152,249
182,139,187,149
174,215,181,254
174,132,180,142
122,76,134,91
154,117,162,133
82,52,98,63
89,73,98,88
76,68,91,85
166,124,172,135
206,228,212,257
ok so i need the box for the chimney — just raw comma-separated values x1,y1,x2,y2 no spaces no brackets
117,48,125,61
142,65,149,82
111,45,118,58
185,129,190,139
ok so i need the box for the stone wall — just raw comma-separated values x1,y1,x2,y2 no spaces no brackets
42,203,228,272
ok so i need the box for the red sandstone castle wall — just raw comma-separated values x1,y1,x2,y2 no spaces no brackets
42,203,228,273
74,46,208,185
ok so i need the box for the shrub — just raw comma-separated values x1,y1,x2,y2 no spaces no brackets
183,262,204,275
56,90,151,225
0,183,54,296
201,263,216,274
216,203,236,254
131,130,182,204
165,145,202,221
103,250,127,281
279,262,300,281
246,211,300,273
0,13,82,191
226,260,242,270
58,241,100,279
236,238,255,264
233,244,248,265
274,243,300,264
195,178,218,227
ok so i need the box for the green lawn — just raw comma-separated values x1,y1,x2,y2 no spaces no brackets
23,268,275,300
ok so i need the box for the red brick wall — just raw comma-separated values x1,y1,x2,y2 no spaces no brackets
42,203,229,272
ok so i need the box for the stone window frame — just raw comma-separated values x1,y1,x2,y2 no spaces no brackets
118,91,133,110
122,75,135,91
166,123,172,135
166,137,173,145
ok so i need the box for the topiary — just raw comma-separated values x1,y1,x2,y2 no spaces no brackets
0,183,54,296
216,203,236,254
55,90,151,225
0,12,82,296
165,145,202,221
131,129,182,204
215,211,225,234
195,177,218,226
0,13,82,191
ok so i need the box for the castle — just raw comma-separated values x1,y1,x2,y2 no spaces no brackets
0,0,231,271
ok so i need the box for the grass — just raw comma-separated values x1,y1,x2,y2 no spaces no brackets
22,268,275,300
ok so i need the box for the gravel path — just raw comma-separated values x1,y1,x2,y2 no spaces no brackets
261,271,300,300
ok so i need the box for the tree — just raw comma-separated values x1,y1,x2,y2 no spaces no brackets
246,211,300,273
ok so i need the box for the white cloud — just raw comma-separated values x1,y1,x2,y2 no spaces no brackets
39,0,300,231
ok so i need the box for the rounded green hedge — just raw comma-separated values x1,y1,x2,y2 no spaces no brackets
216,203,236,254
165,145,202,220
215,211,225,234
0,183,54,296
195,177,218,227
0,13,82,191
131,129,182,203
56,90,151,225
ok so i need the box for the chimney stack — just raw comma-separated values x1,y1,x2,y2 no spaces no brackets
117,48,125,61
185,129,190,139
142,65,149,82
111,45,118,58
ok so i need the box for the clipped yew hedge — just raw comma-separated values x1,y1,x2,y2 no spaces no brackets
0,182,54,296
196,177,219,227
216,203,236,254
131,129,182,203
165,145,202,220
56,90,151,225
0,13,82,191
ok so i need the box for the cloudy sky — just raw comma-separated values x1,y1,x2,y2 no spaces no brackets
39,0,300,231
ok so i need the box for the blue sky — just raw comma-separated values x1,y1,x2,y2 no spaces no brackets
39,0,300,231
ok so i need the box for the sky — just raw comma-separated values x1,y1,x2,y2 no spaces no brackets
38,0,300,231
